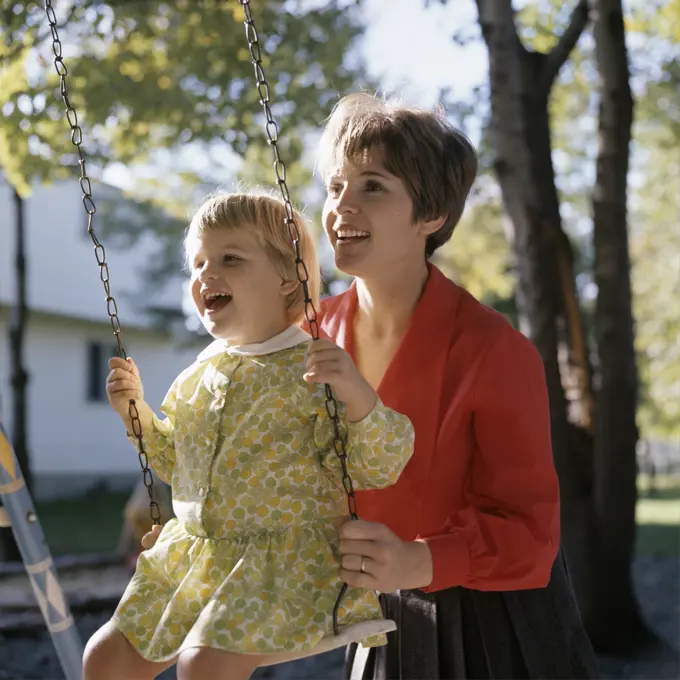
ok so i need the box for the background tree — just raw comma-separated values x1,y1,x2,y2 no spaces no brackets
589,0,641,650
439,0,650,652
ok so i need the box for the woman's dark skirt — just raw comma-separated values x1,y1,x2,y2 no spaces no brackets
345,549,598,679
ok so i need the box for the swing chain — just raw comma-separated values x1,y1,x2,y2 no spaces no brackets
240,0,358,634
43,0,161,525
239,0,359,522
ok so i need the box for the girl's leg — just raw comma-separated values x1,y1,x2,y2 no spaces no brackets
177,648,265,680
82,621,175,680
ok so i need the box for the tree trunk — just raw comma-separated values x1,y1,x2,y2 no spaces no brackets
589,0,647,652
2,188,32,562
475,0,593,589
475,0,650,654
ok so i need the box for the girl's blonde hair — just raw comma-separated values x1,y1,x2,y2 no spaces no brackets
185,193,320,325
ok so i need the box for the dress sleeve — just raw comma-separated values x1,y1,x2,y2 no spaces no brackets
126,383,178,485
313,397,415,491
420,327,560,592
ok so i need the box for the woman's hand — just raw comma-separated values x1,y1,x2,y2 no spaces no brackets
337,519,433,592
140,519,433,593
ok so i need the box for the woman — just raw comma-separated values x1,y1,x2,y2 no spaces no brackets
144,93,598,679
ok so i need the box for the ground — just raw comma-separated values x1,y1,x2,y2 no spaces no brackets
0,476,677,679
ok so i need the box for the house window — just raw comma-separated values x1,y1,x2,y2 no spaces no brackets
87,341,119,402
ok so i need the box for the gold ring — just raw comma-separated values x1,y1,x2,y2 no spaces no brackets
360,556,367,573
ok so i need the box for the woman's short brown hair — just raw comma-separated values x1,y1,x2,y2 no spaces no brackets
318,93,478,258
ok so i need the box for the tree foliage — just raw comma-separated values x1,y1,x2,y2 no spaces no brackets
434,180,515,316
628,0,680,440
0,0,369,295
437,0,678,444
1,1,368,192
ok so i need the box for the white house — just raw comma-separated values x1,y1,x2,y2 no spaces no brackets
0,174,206,500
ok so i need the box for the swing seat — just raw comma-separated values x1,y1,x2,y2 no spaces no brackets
257,618,397,666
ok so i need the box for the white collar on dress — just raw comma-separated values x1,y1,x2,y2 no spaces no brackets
196,325,311,362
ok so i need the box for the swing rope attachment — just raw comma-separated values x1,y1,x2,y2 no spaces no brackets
43,0,161,526
239,0,359,635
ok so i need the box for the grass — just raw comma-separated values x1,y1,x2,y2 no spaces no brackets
33,489,131,556
635,474,680,557
17,475,680,559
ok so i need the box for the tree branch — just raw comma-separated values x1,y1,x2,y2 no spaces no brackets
476,0,529,63
539,0,591,94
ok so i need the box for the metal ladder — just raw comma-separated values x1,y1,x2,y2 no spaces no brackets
0,419,83,680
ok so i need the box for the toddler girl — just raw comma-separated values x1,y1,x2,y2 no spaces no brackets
83,193,414,680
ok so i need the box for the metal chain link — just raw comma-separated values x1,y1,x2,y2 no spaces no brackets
239,0,358,635
43,0,161,525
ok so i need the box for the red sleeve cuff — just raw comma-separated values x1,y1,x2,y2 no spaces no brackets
419,531,470,593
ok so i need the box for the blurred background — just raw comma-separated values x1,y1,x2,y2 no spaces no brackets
0,0,677,678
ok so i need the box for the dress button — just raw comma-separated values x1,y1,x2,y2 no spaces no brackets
198,487,206,498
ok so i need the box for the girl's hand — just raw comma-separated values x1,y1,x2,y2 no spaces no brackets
141,524,162,550
304,339,377,422
106,357,153,432
107,357,144,418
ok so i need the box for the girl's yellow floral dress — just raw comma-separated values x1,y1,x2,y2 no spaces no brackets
112,326,414,661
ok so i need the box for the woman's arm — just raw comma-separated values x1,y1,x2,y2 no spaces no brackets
420,326,560,592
